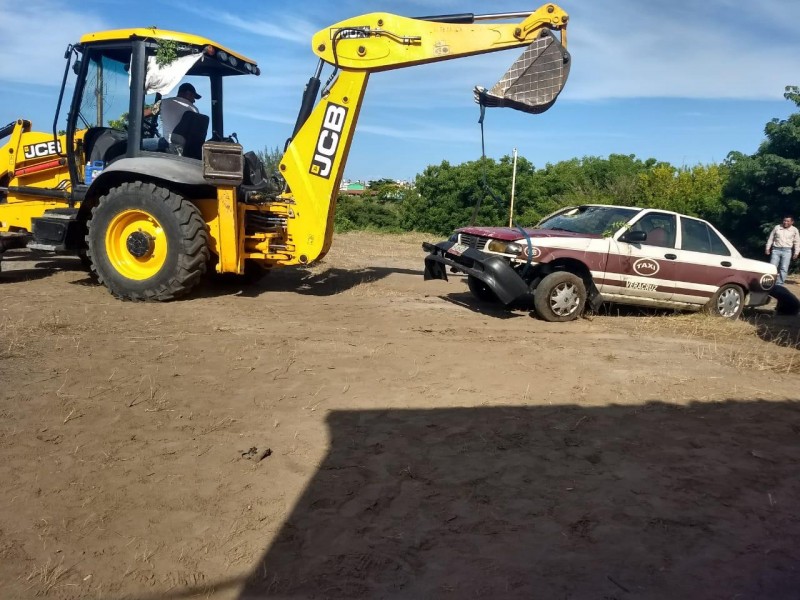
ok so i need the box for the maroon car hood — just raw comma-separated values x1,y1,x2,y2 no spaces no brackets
456,226,602,242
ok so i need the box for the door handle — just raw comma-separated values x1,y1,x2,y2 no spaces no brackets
721,261,732,267
664,253,677,260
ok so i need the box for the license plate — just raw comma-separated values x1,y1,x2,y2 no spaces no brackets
447,243,469,257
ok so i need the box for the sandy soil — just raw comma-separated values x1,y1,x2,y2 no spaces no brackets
1,231,799,599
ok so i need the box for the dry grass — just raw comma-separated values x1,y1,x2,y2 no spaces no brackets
25,557,73,595
327,231,431,269
630,312,800,374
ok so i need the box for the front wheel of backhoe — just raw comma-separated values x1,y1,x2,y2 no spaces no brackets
86,181,209,301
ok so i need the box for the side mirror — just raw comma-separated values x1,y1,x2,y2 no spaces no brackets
620,230,647,243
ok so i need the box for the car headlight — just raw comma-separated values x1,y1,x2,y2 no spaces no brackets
449,233,459,243
486,240,523,255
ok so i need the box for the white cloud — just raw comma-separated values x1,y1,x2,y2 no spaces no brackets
0,0,108,86
358,121,474,144
208,13,314,44
565,0,800,100
171,1,315,44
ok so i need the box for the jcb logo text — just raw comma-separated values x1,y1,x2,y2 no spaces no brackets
23,140,62,159
310,103,348,179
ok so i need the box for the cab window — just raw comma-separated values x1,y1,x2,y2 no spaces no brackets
628,212,676,248
78,51,130,130
681,217,731,256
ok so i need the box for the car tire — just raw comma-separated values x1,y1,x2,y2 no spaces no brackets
704,284,744,319
467,275,498,303
87,181,209,301
533,272,586,322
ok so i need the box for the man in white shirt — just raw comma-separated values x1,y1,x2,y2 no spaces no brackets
160,82,202,143
765,215,800,285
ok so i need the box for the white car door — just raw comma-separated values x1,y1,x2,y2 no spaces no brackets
602,212,679,304
670,216,735,307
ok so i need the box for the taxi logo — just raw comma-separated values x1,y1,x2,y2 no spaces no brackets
760,273,776,290
633,258,660,277
523,246,542,259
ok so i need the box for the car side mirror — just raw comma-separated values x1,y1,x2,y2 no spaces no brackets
620,230,647,243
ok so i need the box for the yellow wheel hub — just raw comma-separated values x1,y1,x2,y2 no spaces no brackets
105,209,168,280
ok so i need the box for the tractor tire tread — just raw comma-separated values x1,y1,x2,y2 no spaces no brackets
86,180,209,301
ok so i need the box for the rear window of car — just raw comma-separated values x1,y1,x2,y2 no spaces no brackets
680,218,731,256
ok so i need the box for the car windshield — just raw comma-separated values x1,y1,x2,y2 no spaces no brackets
537,205,640,236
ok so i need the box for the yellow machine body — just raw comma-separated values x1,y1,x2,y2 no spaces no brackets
0,5,569,300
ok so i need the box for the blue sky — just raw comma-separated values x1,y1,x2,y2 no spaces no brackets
1,0,798,181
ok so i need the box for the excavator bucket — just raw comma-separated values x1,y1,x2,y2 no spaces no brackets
475,29,571,114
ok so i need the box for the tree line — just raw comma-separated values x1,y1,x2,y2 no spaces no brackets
264,87,800,258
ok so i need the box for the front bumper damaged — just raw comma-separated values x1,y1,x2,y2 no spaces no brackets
423,240,529,305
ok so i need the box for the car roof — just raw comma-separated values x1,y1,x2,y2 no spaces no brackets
573,204,703,220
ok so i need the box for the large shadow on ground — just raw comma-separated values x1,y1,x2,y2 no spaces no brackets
0,250,89,283
229,400,800,599
198,266,422,299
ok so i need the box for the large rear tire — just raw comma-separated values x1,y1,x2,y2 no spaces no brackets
533,272,586,322
86,181,209,301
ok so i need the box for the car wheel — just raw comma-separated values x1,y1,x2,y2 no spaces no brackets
705,284,744,319
467,275,498,303
533,272,586,322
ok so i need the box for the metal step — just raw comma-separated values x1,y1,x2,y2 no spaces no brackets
27,242,66,252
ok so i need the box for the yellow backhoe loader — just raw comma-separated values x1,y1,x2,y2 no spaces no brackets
0,4,570,300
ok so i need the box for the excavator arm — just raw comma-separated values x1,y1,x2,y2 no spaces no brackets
269,4,570,267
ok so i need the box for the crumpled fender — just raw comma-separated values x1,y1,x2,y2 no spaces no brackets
423,241,528,305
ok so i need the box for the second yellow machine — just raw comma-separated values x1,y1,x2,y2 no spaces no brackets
0,5,570,300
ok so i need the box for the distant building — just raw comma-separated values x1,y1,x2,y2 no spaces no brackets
340,181,367,195
338,178,415,197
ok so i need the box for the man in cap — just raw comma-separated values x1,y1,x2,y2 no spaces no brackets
160,82,203,144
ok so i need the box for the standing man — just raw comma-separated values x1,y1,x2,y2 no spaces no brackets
765,215,800,286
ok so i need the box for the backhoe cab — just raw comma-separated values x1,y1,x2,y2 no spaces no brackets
0,5,569,300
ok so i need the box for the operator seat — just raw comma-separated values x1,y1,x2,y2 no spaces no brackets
84,127,128,164
169,112,209,160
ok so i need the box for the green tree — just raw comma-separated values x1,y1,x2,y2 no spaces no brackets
722,86,800,256
635,163,726,218
256,145,284,176
334,194,402,232
108,112,129,131
401,158,516,234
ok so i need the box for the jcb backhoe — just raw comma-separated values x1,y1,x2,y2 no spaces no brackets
0,4,570,300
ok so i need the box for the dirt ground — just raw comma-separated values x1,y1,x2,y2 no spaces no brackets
1,231,799,599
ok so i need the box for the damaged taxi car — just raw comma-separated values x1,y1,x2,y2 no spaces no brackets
423,204,777,322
